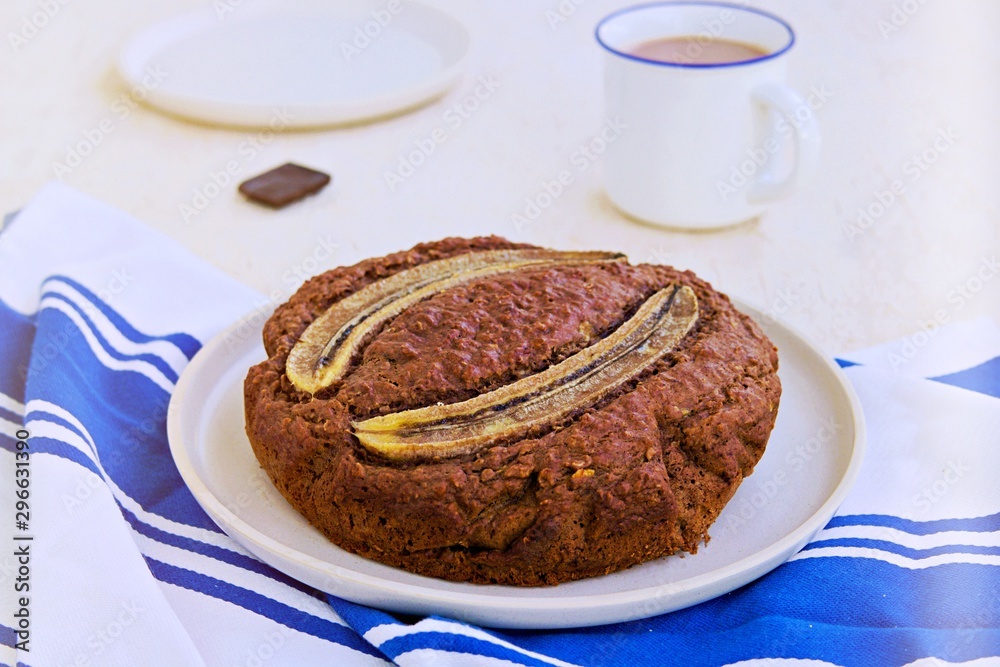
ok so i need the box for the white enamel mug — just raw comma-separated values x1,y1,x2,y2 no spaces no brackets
596,2,821,229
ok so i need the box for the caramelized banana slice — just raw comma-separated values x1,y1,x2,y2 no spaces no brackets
353,285,698,461
286,249,624,393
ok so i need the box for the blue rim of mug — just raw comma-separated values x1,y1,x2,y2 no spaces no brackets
595,1,795,69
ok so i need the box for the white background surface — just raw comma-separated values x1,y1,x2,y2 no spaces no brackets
2,0,998,354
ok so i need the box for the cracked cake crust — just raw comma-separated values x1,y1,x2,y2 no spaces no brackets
244,236,781,586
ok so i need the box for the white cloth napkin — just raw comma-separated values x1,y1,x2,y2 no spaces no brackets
0,183,387,667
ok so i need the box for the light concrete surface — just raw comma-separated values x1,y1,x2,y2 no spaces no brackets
2,0,998,354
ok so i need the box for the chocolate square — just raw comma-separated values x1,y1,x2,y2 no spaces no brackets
238,163,331,208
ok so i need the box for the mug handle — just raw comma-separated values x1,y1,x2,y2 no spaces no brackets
747,83,822,203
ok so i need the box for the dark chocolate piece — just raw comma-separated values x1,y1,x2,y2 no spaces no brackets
238,163,330,208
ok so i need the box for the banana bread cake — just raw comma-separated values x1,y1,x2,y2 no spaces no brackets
244,236,781,586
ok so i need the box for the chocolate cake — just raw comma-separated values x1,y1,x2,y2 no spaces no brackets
244,236,781,586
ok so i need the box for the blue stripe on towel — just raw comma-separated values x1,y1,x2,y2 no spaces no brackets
932,355,1000,399
118,503,321,597
802,537,1000,559
30,435,101,476
145,558,384,660
326,597,399,636
0,432,18,455
0,624,17,650
0,300,33,405
0,406,21,427
45,276,201,359
39,290,180,382
827,512,1000,535
25,306,221,532
379,631,559,667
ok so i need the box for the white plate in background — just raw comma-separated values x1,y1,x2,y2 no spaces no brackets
119,0,470,128
167,301,864,629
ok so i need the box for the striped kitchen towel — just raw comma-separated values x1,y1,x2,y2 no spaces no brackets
1,182,998,667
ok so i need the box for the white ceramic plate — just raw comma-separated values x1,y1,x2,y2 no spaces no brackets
118,0,470,128
167,300,864,629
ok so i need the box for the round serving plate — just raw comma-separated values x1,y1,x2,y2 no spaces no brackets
167,300,864,629
118,0,470,128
